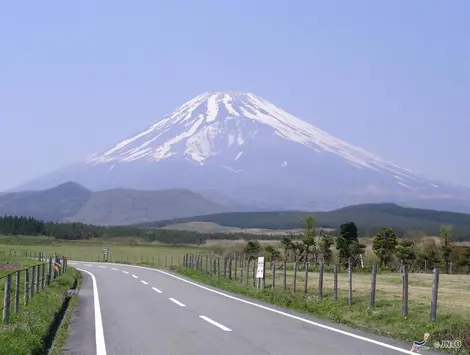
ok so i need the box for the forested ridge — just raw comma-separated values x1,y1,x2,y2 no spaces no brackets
137,203,470,241
0,215,278,244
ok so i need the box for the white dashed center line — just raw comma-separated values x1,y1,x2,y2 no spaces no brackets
199,316,232,331
132,275,138,279
122,271,129,274
152,287,162,293
169,298,185,307
141,280,148,285
111,268,119,271
85,264,92,267
98,266,106,268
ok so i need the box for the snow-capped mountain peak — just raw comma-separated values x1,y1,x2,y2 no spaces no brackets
13,91,470,212
87,91,413,180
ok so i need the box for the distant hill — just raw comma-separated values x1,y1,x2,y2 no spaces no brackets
67,188,229,226
0,182,91,222
134,203,470,240
0,182,229,225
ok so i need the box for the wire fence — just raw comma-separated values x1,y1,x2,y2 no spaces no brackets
181,253,470,323
0,254,68,324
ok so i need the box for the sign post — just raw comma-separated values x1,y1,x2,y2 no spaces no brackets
256,256,265,289
103,246,109,262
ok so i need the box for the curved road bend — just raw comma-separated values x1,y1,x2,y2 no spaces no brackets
62,261,439,355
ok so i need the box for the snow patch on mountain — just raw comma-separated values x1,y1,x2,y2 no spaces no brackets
87,92,417,181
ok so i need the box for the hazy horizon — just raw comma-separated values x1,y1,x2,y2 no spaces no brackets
1,1,469,191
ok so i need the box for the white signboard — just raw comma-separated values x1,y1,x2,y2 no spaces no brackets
256,256,265,278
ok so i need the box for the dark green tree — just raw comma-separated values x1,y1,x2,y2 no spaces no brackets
336,221,364,267
318,234,334,265
372,227,398,268
439,225,454,274
244,240,262,261
280,235,293,262
264,245,281,261
418,240,441,271
396,239,416,266
301,215,317,263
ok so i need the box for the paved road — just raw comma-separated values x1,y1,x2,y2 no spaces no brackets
62,261,440,355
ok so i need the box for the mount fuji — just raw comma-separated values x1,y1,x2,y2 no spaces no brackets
13,92,470,212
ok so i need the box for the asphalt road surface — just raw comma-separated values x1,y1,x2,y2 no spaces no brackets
61,261,441,355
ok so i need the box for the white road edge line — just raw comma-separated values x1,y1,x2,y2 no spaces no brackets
77,268,107,355
141,280,148,285
169,298,185,307
94,262,416,355
152,287,163,293
122,271,129,274
132,275,138,279
199,315,231,331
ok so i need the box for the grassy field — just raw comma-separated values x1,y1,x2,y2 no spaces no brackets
1,240,201,267
221,260,470,318
0,252,80,355
161,221,305,235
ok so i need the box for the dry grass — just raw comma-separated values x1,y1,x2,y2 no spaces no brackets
221,261,470,318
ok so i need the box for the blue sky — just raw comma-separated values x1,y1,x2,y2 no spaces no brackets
1,1,469,191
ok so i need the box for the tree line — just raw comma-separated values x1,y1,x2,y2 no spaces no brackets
242,216,470,275
0,215,280,243
2,214,470,273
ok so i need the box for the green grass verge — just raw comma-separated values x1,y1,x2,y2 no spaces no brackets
175,267,470,354
48,273,83,355
0,267,80,355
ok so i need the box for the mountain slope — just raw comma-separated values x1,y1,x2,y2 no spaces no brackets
0,182,91,222
0,183,229,224
66,188,229,226
13,92,470,212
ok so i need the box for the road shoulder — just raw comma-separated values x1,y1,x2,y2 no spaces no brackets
61,271,96,355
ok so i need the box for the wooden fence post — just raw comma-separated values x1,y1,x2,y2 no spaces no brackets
292,262,298,294
283,261,287,292
430,268,439,322
245,260,249,285
318,262,324,298
15,271,20,313
24,268,30,305
261,258,265,289
370,264,377,306
304,262,309,294
2,275,11,324
348,258,353,305
333,264,338,301
228,256,233,279
234,257,238,280
47,257,52,285
31,266,36,298
41,263,45,289
272,260,276,290
402,264,409,317
36,264,40,293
